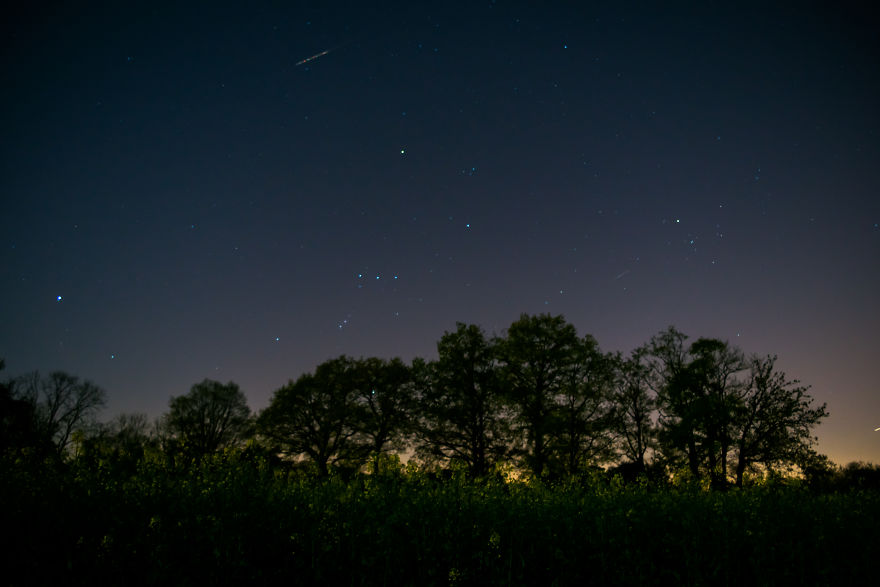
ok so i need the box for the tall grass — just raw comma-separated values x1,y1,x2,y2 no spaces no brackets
2,453,877,585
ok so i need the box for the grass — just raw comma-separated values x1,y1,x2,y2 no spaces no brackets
2,453,878,586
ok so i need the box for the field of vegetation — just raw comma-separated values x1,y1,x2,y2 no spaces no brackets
3,451,878,586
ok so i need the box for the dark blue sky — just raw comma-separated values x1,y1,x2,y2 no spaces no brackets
2,1,878,464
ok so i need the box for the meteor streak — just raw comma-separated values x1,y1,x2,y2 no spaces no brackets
295,41,353,67
296,48,331,66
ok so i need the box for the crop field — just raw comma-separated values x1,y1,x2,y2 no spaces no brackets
3,454,877,586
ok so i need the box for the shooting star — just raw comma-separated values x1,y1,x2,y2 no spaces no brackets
296,40,357,67
296,48,332,66
295,40,354,67
875,427,880,432
615,270,630,280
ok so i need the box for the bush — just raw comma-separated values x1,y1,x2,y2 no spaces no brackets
3,454,878,586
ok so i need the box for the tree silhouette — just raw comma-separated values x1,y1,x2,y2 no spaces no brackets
9,370,106,457
684,338,748,489
552,334,616,476
414,323,510,477
733,355,828,486
496,314,583,477
647,329,748,486
258,356,363,477
349,357,415,474
644,327,828,487
164,379,252,459
0,359,50,458
609,349,657,474
75,412,153,474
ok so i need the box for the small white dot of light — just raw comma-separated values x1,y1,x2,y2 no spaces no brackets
56,296,62,301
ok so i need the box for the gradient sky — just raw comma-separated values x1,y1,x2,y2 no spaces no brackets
2,2,878,465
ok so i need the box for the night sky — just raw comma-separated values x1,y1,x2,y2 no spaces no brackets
2,2,878,465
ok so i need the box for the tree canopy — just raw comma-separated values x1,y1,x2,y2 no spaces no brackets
164,379,252,459
1,316,833,484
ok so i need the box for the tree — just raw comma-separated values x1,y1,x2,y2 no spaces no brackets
349,357,415,474
647,327,826,488
0,360,46,457
609,349,657,474
733,355,828,487
646,327,749,487
9,370,106,457
75,412,153,474
496,313,582,477
164,379,252,459
257,356,363,477
684,338,748,488
552,335,616,476
414,323,510,477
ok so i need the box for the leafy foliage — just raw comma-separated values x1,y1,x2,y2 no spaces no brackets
2,453,877,586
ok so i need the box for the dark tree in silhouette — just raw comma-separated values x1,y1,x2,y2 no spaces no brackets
683,338,747,488
647,328,746,486
349,357,415,474
646,327,825,487
258,356,363,477
75,412,153,474
609,349,657,474
552,334,616,476
414,323,510,477
496,313,582,477
643,327,695,477
733,355,827,486
164,379,252,458
0,359,45,456
9,370,106,457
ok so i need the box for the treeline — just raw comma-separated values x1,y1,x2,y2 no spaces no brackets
0,313,847,488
